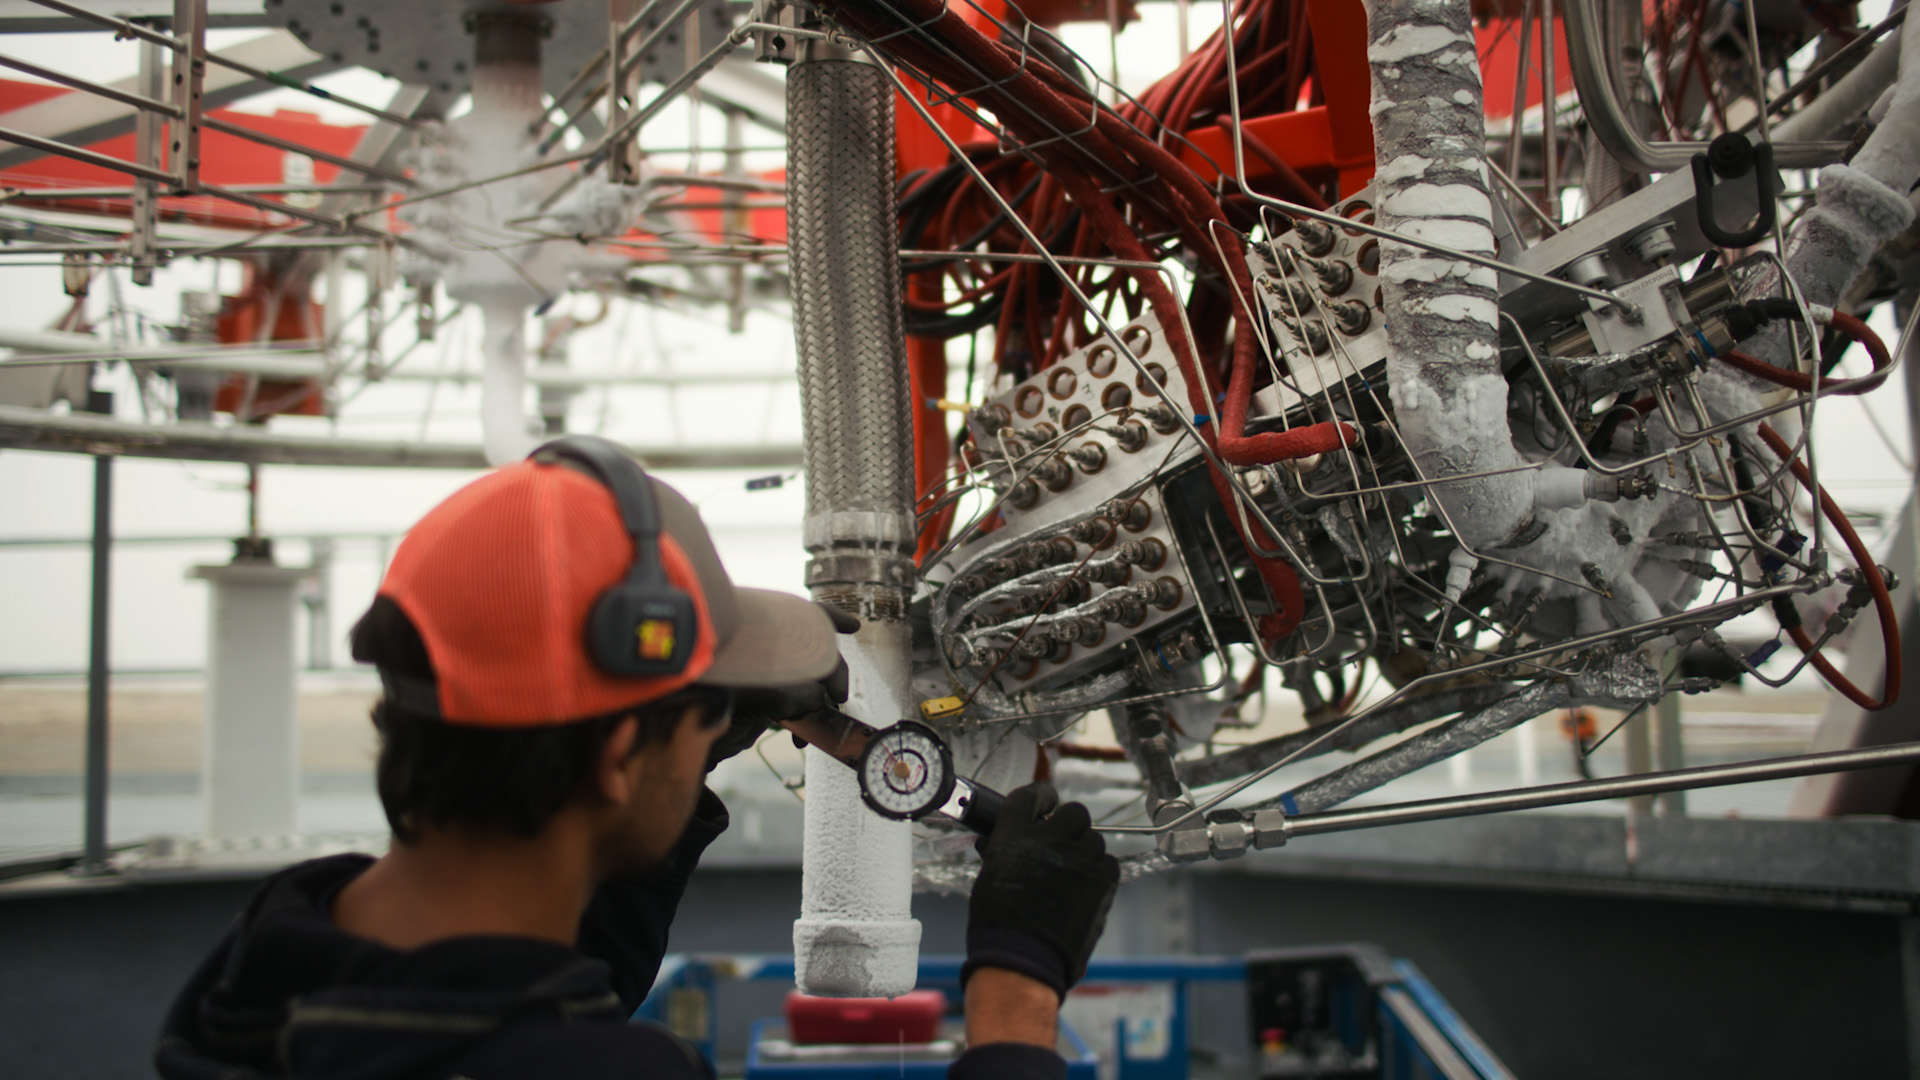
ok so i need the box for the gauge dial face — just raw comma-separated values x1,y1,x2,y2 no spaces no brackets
857,721,956,820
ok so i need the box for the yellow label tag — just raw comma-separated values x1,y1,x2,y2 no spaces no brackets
919,695,964,720
637,619,676,660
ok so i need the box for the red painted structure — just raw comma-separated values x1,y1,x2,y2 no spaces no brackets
0,9,1563,427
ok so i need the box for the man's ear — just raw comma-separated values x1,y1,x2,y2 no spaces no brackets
596,716,642,806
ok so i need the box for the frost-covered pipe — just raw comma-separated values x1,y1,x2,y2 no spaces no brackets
1367,0,1539,550
442,12,556,465
479,302,534,465
1738,11,1920,375
787,38,920,998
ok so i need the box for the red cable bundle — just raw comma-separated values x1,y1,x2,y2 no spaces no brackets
845,0,1348,636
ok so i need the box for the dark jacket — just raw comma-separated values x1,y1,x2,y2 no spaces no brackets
155,789,1063,1080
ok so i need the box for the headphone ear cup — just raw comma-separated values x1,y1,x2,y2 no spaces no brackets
588,582,698,677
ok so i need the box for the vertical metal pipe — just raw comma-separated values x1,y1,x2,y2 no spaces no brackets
1504,0,1533,198
1653,692,1686,816
1539,0,1558,223
245,462,260,540
305,537,334,671
787,37,921,998
81,444,113,873
1624,708,1654,817
723,108,748,334
607,0,637,184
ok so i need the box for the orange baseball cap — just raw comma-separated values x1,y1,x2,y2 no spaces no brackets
372,454,840,727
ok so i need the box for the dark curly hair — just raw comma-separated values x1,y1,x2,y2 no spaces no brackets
349,596,706,843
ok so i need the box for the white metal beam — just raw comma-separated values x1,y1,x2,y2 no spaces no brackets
0,404,803,469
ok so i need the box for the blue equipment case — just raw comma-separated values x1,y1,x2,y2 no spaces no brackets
635,949,1512,1080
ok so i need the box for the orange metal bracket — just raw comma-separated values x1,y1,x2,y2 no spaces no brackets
1177,0,1375,200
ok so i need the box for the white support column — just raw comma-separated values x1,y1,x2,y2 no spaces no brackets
188,556,312,840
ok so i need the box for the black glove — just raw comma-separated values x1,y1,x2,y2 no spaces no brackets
705,606,859,771
961,782,1120,1000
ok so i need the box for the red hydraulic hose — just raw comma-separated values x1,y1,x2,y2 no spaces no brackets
1757,422,1901,711
1717,307,1894,395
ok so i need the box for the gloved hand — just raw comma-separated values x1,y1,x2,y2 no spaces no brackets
705,606,859,771
961,782,1120,1000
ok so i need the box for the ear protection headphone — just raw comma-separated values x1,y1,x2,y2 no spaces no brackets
529,435,700,678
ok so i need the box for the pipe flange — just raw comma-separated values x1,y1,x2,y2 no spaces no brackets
804,511,914,550
806,553,916,588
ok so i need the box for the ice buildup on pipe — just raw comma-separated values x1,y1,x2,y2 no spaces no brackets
479,301,536,466
1366,0,1707,630
1736,7,1920,381
1366,0,1536,552
786,36,921,997
404,9,571,465
793,622,921,996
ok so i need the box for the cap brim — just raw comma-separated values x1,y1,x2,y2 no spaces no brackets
697,588,841,688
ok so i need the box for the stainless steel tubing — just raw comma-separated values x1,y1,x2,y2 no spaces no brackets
786,38,921,1000
1286,741,1920,837
80,445,112,875
1561,0,1848,172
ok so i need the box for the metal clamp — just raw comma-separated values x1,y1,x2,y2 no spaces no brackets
748,0,800,63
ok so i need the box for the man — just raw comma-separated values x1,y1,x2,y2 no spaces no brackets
156,436,1120,1079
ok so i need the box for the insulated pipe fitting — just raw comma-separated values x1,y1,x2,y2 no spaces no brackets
787,39,921,999
1533,466,1653,510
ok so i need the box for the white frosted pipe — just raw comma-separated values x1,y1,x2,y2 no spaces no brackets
450,14,549,466
480,301,535,466
1737,11,1920,378
794,618,921,998
1366,0,1535,551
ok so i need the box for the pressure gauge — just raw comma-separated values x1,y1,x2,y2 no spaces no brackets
856,720,956,821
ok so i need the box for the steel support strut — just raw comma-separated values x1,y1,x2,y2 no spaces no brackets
168,0,205,189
